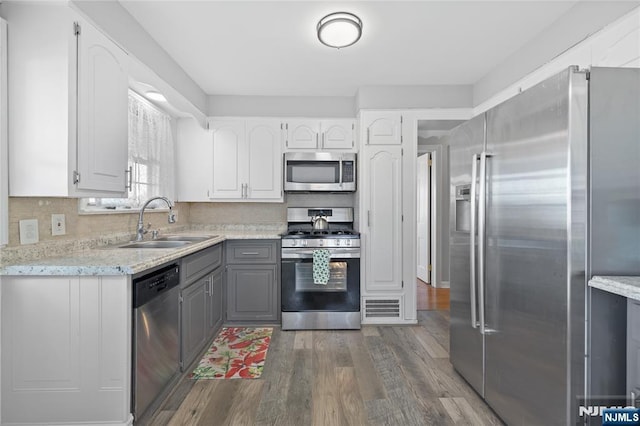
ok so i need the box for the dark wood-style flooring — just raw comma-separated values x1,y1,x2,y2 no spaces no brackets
147,306,502,425
417,279,450,311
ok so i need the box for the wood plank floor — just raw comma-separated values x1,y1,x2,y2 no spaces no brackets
146,310,503,426
417,279,450,311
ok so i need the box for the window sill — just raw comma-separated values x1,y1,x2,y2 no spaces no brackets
78,206,171,216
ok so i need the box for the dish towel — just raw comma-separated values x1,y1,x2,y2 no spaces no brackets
312,249,331,285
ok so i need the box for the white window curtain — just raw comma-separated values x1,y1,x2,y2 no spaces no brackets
127,90,175,208
81,90,175,211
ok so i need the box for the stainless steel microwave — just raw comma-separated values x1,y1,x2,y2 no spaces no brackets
284,152,356,192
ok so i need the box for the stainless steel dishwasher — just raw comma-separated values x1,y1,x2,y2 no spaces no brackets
132,263,180,421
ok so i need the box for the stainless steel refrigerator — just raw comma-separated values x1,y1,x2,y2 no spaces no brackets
449,66,640,425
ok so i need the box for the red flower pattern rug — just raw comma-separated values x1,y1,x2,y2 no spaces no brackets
189,327,272,379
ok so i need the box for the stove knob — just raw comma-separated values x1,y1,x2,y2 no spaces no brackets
292,240,298,247
302,240,308,247
344,240,351,246
335,239,340,246
319,240,324,247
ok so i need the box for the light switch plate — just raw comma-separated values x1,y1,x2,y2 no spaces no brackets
19,219,39,245
51,214,66,236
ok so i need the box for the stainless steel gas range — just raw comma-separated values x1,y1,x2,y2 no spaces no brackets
281,207,361,330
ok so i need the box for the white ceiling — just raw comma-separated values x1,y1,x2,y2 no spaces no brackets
119,1,581,97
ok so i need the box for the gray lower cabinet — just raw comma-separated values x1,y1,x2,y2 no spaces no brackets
628,299,640,403
208,267,224,333
181,274,209,369
180,243,224,370
225,240,280,323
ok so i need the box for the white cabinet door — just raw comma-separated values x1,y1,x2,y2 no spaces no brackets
286,120,319,149
246,120,282,200
211,120,245,199
321,119,354,150
363,111,403,145
176,118,212,201
364,146,403,292
76,19,129,194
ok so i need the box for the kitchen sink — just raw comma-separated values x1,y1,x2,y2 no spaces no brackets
118,240,193,249
153,235,217,242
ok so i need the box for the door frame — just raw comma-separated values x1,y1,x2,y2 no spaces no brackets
416,147,439,287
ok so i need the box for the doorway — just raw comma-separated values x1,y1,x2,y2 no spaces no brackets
415,119,464,310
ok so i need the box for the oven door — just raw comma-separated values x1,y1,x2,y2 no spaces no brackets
281,254,360,312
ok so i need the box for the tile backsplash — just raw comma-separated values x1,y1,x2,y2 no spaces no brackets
6,197,191,247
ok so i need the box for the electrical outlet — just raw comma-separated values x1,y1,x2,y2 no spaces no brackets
51,214,66,236
19,219,39,245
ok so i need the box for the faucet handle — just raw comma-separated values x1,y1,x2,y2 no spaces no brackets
151,230,159,240
168,211,176,224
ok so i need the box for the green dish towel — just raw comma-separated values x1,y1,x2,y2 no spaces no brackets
313,249,331,285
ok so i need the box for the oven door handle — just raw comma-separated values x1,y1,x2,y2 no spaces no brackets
281,248,361,259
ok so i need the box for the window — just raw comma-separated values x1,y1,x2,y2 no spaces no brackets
81,90,175,212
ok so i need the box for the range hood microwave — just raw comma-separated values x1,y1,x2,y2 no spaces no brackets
284,152,356,192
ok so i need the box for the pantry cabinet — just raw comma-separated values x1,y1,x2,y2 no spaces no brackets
360,111,413,325
284,119,355,151
5,3,129,197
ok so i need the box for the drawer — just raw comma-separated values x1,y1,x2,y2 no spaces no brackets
182,243,223,285
226,240,279,264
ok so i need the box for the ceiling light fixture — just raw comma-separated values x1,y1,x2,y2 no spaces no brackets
317,12,362,49
145,91,167,102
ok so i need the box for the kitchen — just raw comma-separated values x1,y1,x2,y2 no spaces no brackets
0,1,639,425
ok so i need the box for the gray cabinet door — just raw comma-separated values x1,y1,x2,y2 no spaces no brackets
207,267,224,339
226,264,278,322
181,275,209,369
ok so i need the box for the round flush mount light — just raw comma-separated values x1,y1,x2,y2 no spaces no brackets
317,12,362,49
145,91,167,102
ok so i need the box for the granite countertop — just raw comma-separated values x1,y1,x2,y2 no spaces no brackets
589,276,640,301
0,227,284,276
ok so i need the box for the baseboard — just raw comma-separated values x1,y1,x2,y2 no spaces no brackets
439,281,450,288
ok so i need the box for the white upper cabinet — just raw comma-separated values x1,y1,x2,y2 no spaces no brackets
5,3,129,197
246,120,283,200
362,111,403,145
284,118,355,151
286,120,319,150
211,120,246,200
207,118,283,202
76,20,129,193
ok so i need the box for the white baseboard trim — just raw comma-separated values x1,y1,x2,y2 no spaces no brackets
439,281,450,288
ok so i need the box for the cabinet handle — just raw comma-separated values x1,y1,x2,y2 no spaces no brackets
367,210,371,227
316,133,319,148
241,252,259,256
204,279,211,295
366,128,370,144
322,132,325,148
632,391,637,407
125,166,133,192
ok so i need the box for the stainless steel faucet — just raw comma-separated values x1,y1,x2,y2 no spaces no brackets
136,196,176,241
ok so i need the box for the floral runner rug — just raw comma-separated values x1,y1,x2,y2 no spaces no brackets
189,327,273,379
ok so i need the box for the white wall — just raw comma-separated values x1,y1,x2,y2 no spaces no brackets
474,5,640,114
356,85,473,110
474,1,640,106
70,0,207,115
208,95,356,117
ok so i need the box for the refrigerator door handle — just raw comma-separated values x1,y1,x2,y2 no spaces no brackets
479,151,495,335
470,153,479,329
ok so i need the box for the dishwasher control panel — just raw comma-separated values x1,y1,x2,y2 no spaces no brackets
133,263,180,308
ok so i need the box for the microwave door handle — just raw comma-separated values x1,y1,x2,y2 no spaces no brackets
339,159,343,188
